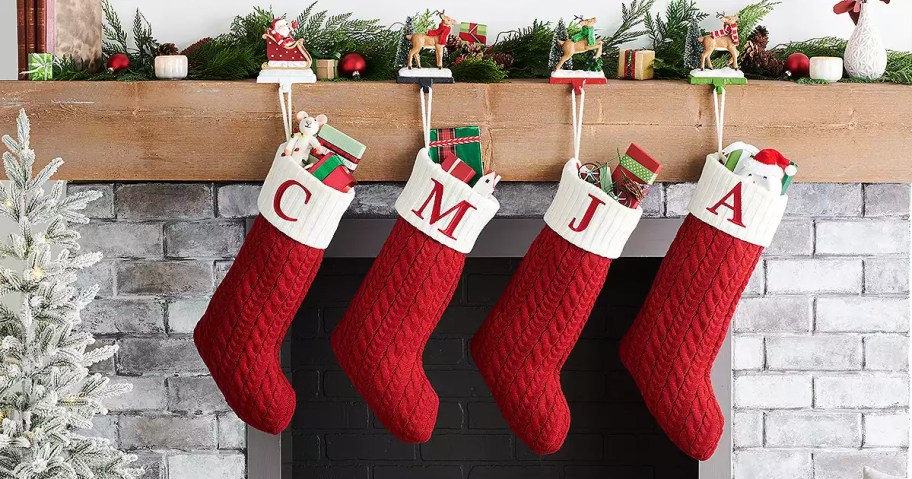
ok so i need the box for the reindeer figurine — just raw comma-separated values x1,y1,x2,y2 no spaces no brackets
553,16,603,71
406,10,457,69
698,12,741,70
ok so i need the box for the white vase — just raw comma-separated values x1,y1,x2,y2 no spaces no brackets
843,1,887,79
154,55,188,80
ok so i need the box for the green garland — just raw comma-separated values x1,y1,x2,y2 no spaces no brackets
49,0,912,85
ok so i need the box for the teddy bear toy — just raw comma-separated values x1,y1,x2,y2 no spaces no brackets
732,148,796,195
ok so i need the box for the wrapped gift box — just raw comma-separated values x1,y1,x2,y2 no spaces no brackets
429,126,483,185
459,23,487,45
316,59,337,80
308,124,367,170
441,156,477,184
618,49,655,80
307,152,357,192
26,53,54,80
611,143,662,208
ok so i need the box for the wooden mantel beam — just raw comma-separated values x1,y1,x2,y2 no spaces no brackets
0,79,910,182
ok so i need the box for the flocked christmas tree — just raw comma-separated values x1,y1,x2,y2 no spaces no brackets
549,18,572,71
0,110,142,478
395,16,415,68
683,17,703,71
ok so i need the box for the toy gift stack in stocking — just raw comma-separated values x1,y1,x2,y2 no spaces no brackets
620,145,797,460
194,110,364,435
331,82,500,443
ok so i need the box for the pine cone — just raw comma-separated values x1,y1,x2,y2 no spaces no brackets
489,52,514,70
181,37,212,58
157,43,180,56
746,26,769,50
446,34,461,56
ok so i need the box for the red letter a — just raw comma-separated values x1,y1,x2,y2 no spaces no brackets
568,194,606,232
706,183,746,227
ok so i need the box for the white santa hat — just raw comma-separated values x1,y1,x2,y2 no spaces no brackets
754,149,798,177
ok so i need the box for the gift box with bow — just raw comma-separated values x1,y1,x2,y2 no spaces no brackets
459,23,488,45
24,53,55,80
428,126,484,185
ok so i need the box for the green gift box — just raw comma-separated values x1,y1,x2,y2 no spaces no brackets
428,126,483,185
26,53,54,80
308,124,367,171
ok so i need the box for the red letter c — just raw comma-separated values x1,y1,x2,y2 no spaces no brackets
273,180,312,222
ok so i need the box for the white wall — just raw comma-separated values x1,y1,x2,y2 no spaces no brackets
1,0,911,80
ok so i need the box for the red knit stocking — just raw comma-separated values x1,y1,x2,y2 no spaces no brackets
331,149,499,443
619,156,789,460
471,159,642,455
195,147,353,434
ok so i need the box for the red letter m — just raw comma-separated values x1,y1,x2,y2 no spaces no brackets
411,179,478,240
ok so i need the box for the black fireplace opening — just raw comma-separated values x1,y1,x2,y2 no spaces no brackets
286,257,698,479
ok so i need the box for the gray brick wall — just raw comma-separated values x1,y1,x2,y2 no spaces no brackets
71,182,910,479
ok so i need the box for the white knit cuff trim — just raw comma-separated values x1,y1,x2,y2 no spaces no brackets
258,146,354,249
688,155,788,247
544,159,643,259
395,149,500,254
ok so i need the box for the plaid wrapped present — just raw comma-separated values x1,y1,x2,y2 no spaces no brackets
308,124,367,170
24,53,54,80
459,23,487,45
429,126,483,185
611,143,662,208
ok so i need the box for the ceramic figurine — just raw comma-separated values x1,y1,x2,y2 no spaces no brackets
549,16,607,87
398,10,456,84
257,17,317,85
689,12,747,84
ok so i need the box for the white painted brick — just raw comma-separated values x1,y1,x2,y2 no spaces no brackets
664,183,696,217
865,335,909,371
167,453,245,479
744,262,765,296
816,374,909,408
814,450,907,479
864,413,910,447
218,413,246,449
765,412,861,447
766,335,862,371
733,449,812,479
734,296,813,333
104,376,167,411
732,411,763,448
79,414,118,445
734,374,813,409
766,259,862,294
785,183,862,217
766,220,813,256
865,184,911,217
167,300,209,334
817,297,910,333
865,258,910,295
733,336,765,370
817,220,910,255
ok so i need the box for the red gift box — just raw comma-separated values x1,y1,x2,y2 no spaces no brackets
611,143,662,208
441,156,477,184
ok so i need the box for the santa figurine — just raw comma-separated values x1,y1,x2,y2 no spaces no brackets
269,18,300,47
732,148,797,195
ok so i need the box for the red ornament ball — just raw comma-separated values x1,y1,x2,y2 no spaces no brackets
785,53,810,78
339,52,367,79
106,53,131,72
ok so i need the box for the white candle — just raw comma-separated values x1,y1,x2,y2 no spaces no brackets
155,55,189,80
809,57,844,83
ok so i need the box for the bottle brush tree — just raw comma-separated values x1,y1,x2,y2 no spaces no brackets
549,18,571,71
0,110,141,479
683,17,703,70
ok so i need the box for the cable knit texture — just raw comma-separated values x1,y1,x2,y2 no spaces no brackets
471,227,613,455
619,214,763,460
194,216,324,434
331,218,465,443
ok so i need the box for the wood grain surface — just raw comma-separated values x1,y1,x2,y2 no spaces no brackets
0,79,910,182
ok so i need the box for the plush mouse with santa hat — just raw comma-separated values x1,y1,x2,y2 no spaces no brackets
733,148,798,195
